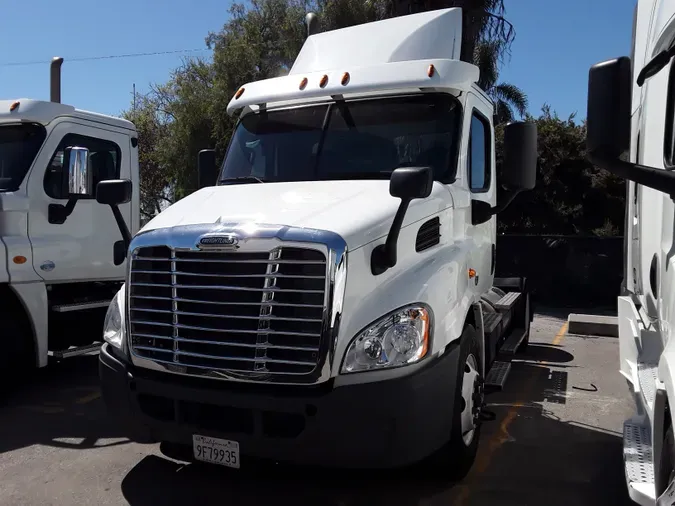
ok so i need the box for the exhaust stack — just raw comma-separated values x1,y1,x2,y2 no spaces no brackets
50,57,64,103
305,12,319,38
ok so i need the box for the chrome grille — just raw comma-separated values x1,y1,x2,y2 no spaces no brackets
128,245,327,377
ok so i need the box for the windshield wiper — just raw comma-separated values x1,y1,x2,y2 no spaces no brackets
219,176,269,184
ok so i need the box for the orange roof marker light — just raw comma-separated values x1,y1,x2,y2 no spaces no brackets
427,64,436,78
341,72,350,86
319,74,329,88
299,77,308,90
234,87,245,100
9,101,19,112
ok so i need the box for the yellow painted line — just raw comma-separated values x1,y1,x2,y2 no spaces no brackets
552,322,569,346
74,391,101,405
454,321,568,505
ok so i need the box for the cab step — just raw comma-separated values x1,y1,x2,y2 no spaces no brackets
623,420,656,504
638,362,659,411
499,327,529,355
49,342,102,359
51,300,110,312
485,360,511,390
494,291,521,312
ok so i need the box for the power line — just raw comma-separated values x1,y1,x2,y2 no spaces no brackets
0,48,211,67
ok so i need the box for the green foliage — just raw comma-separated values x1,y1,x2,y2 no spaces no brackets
497,105,625,236
473,39,527,124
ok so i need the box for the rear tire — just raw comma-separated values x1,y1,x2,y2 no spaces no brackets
427,324,483,479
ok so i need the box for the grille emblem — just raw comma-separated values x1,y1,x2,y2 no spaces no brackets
197,233,240,250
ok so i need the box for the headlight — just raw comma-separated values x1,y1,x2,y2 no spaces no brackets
341,304,431,374
103,285,125,349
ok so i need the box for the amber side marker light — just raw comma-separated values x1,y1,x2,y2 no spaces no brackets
427,64,435,78
13,256,27,265
235,87,245,99
341,72,350,85
9,101,19,112
319,74,329,88
468,268,476,279
299,77,308,90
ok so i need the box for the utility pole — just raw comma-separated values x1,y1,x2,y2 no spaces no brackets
133,83,136,112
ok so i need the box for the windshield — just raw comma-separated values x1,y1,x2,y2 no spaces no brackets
219,93,461,184
0,123,47,192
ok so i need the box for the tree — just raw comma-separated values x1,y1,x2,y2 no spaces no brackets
122,94,174,221
473,39,527,124
497,105,625,236
393,0,515,64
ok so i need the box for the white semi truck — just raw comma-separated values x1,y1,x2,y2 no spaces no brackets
99,8,537,473
586,0,675,504
0,58,139,379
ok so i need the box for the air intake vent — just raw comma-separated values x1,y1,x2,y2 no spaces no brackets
416,217,441,252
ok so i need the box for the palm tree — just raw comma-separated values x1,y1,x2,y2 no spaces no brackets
473,39,527,124
393,0,514,63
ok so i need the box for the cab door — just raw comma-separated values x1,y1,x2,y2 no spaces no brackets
25,120,132,282
463,90,497,296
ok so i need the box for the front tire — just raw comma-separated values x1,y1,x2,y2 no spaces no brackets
657,426,675,505
0,305,34,393
427,323,483,479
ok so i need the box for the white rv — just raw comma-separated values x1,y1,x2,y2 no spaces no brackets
99,8,537,473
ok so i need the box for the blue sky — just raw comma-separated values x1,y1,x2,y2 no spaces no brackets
0,0,635,121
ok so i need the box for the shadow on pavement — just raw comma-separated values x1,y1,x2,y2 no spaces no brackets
119,358,632,506
0,354,131,454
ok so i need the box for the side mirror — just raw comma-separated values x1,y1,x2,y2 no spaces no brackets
96,179,133,255
371,167,434,275
586,57,675,197
65,146,93,197
96,179,132,205
502,121,538,191
389,166,434,200
587,57,631,161
198,149,217,189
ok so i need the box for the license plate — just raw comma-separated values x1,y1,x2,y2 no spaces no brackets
192,434,240,469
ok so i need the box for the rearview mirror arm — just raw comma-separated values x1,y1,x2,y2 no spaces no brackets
371,198,411,276
588,149,675,199
108,204,132,252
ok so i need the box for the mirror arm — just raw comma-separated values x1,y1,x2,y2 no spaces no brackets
371,199,411,276
588,149,675,199
492,188,523,214
48,198,78,225
108,204,132,251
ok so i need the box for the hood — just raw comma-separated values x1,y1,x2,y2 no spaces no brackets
141,180,453,250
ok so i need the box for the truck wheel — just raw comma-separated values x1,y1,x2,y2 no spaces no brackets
658,425,675,502
0,307,33,389
428,324,483,478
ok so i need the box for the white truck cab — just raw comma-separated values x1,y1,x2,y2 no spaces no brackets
587,0,675,504
0,58,139,378
99,8,537,473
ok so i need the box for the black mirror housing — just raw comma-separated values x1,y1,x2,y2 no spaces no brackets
371,167,434,276
587,57,632,160
96,179,132,206
389,166,434,200
198,149,217,189
502,121,538,191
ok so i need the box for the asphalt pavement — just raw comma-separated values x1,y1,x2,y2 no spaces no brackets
0,311,634,506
